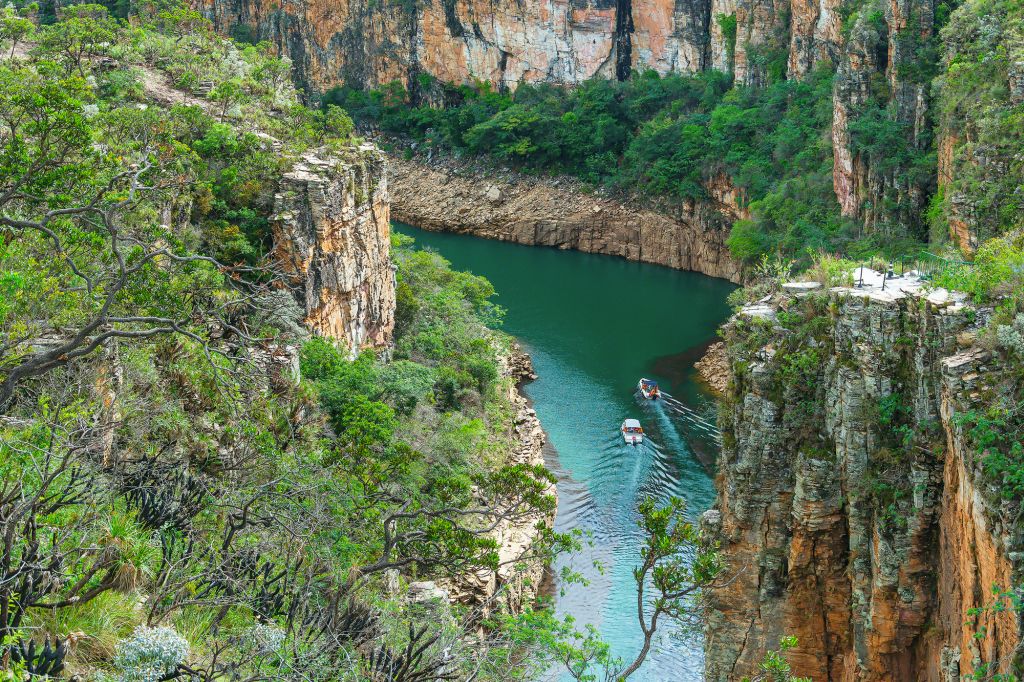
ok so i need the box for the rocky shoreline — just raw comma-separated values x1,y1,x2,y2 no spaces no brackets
694,341,730,395
388,154,743,283
432,340,552,615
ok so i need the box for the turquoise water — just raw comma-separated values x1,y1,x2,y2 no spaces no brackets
394,223,736,680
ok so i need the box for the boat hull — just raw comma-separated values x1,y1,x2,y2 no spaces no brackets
637,379,660,400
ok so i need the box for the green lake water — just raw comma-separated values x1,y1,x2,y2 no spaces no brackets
394,223,736,680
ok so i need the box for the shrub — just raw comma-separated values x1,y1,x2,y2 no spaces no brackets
380,360,436,414
113,626,189,682
299,337,346,381
805,252,857,287
995,314,1024,357
934,232,1024,310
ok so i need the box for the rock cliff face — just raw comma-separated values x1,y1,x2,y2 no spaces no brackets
932,0,1024,252
272,146,396,352
194,0,844,91
830,0,933,236
705,275,1023,680
196,0,691,91
388,156,743,282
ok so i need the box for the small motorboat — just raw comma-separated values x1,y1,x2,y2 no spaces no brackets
621,419,644,445
638,378,661,400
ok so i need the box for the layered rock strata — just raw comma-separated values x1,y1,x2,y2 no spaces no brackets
389,156,743,283
695,341,730,394
195,0,841,91
705,273,1023,680
831,0,933,235
272,147,396,352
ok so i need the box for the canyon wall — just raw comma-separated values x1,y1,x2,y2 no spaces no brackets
830,0,934,240
388,156,743,282
193,0,837,92
704,277,1023,680
932,0,1024,253
272,146,396,352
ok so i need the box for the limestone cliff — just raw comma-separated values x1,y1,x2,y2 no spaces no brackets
932,0,1024,252
388,155,743,282
704,274,1023,680
272,146,396,352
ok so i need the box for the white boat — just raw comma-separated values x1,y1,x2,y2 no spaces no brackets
621,419,644,445
638,378,660,400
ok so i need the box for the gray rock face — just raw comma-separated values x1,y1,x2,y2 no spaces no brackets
271,147,396,353
706,284,1022,680
388,156,743,283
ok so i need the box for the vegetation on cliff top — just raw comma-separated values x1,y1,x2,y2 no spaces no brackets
326,0,1023,279
0,4,568,679
0,4,746,679
329,68,870,265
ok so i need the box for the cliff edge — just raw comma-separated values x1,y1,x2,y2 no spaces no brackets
388,155,743,283
705,273,1023,680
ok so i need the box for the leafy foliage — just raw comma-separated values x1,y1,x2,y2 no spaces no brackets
332,67,865,264
0,5,565,681
933,0,1024,243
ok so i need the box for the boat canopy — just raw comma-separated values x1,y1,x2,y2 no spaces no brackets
622,419,643,432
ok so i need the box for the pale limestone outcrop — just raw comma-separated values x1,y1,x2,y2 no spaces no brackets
389,156,743,283
695,341,730,394
787,0,841,77
730,0,788,86
705,274,1022,680
271,146,395,352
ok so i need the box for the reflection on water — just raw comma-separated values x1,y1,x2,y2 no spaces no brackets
393,224,735,680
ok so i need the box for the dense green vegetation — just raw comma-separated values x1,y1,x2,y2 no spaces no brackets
329,68,867,263
0,4,738,680
933,0,1024,243
0,4,557,679
324,0,1020,274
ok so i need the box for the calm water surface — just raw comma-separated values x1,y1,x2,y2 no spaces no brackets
394,224,735,680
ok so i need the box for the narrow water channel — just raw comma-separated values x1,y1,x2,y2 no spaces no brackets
394,223,736,679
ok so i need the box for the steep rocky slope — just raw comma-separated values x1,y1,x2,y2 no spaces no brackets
195,0,830,91
704,274,1023,680
272,148,395,351
198,0,1020,263
107,39,398,354
388,156,743,282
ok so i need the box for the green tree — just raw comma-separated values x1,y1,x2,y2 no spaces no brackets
210,78,246,121
616,496,723,678
0,61,270,410
0,7,34,59
742,636,813,682
33,4,119,76
512,496,722,681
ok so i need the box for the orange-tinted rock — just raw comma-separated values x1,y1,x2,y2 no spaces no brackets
707,284,1022,680
195,0,847,91
788,0,841,76
272,147,395,352
730,0,788,86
